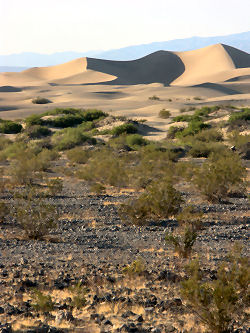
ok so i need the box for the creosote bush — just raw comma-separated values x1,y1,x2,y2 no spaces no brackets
69,282,87,309
119,179,183,226
46,178,63,196
122,258,146,276
31,290,54,312
15,187,58,239
193,152,246,202
181,244,250,333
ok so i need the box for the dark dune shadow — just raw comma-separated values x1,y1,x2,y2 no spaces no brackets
85,51,185,86
137,123,163,136
191,82,241,95
92,91,127,99
226,75,250,82
221,44,250,68
0,106,19,111
0,86,22,92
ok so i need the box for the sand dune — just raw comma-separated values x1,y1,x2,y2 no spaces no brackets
0,44,249,139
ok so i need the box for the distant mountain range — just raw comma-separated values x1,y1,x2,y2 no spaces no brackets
0,31,249,71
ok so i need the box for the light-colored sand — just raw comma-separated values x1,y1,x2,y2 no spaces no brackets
0,44,249,140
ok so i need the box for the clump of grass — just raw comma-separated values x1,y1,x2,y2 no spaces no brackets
32,97,51,104
159,109,171,119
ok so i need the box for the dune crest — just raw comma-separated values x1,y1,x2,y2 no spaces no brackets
0,44,249,87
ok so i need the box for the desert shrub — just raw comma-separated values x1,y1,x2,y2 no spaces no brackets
90,183,106,194
77,149,128,188
165,227,198,258
0,202,9,223
176,205,203,230
31,290,54,312
188,142,226,158
167,126,184,139
0,120,22,134
46,178,63,196
122,258,146,276
0,136,12,150
119,179,183,226
66,147,91,164
44,114,85,128
82,109,107,121
111,123,137,136
0,141,27,160
125,134,147,148
176,120,210,138
193,96,202,100
69,282,87,309
228,108,250,124
181,245,249,333
159,109,171,119
192,128,223,142
193,152,246,202
24,125,51,139
25,114,44,126
194,106,220,118
15,187,58,239
228,131,250,159
52,127,96,151
78,121,95,132
149,95,160,100
173,114,201,122
32,97,51,104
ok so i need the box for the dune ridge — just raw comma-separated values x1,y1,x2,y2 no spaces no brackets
0,44,249,87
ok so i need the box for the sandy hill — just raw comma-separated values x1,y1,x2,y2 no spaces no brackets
0,44,250,87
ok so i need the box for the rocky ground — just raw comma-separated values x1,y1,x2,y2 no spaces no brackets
0,168,249,333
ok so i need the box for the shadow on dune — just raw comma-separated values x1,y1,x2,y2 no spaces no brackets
0,86,22,92
85,51,185,86
222,44,250,68
191,82,241,95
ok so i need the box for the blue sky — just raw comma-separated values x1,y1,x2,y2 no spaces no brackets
0,0,249,54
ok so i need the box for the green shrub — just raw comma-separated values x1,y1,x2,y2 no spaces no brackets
228,108,250,124
167,126,184,139
24,125,51,139
228,131,250,159
31,290,54,312
44,114,85,128
111,123,137,136
77,149,128,188
69,282,87,309
0,136,11,150
25,114,44,126
188,142,226,158
192,128,223,142
52,127,96,150
119,179,183,226
0,120,22,134
66,147,91,164
181,245,249,333
122,258,146,276
193,152,247,202
176,121,210,138
15,187,58,239
159,109,171,119
32,97,51,104
125,134,147,147
173,115,201,122
193,96,202,100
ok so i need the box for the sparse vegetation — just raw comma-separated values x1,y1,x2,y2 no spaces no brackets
31,290,54,312
32,97,51,104
149,95,160,100
0,119,22,134
181,244,249,333
158,109,171,119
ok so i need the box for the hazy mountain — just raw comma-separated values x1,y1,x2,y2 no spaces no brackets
0,31,249,71
0,66,28,72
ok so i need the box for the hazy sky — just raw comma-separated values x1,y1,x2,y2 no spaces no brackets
0,0,249,55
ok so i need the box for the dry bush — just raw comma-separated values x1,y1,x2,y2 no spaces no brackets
193,152,247,202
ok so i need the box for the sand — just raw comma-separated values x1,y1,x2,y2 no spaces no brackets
0,43,249,139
